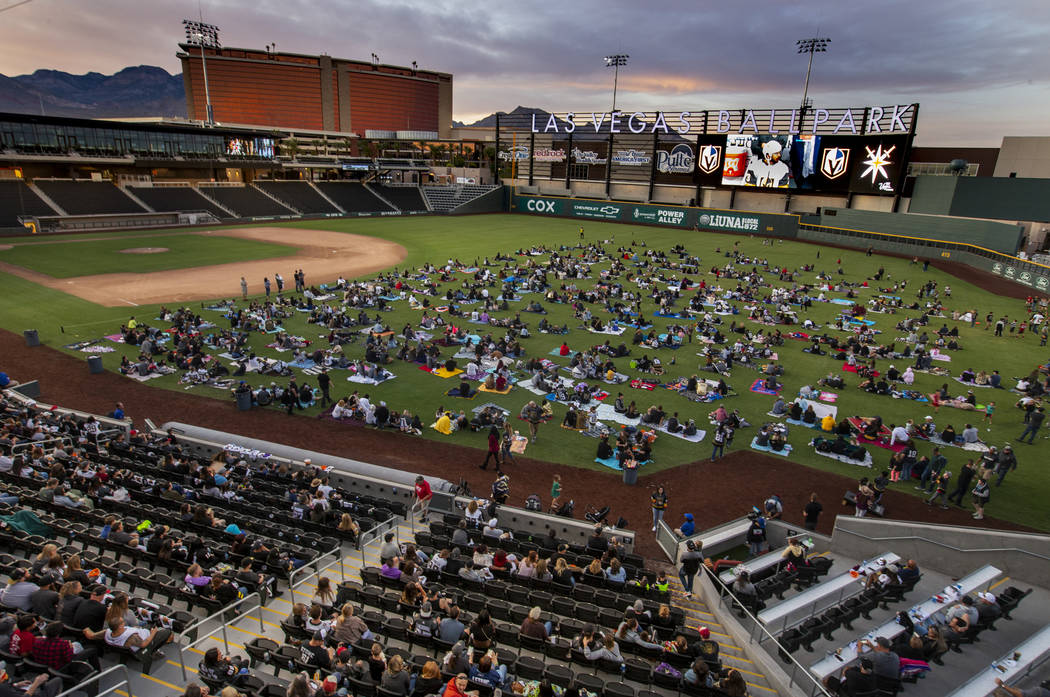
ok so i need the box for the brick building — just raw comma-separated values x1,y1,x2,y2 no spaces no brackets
177,45,453,137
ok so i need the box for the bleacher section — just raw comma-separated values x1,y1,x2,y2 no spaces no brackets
34,179,147,216
374,184,428,211
314,181,395,213
707,539,1050,697
197,184,296,217
422,184,499,212
0,180,58,227
0,387,779,697
126,185,231,218
254,181,342,215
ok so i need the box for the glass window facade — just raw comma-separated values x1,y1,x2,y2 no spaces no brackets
0,115,273,160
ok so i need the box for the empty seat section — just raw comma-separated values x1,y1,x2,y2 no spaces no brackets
422,184,499,212
34,180,146,215
254,181,340,214
197,185,295,217
374,184,427,211
314,182,394,213
0,181,58,227
126,186,230,218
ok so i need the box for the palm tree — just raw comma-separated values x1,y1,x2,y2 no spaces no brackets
342,137,353,156
282,138,300,161
312,139,326,156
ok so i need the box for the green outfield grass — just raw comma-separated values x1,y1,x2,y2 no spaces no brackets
0,232,296,277
1,214,1048,531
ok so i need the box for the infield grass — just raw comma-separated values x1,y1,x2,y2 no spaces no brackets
1,214,1048,531
0,232,296,277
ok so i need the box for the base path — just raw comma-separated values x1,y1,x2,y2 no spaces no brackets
0,227,406,307
0,329,1032,561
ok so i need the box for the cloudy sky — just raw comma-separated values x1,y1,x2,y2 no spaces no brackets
2,0,1048,145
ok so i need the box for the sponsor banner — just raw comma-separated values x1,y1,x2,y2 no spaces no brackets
656,143,695,174
694,135,727,186
533,148,565,162
630,204,689,226
697,211,761,232
520,197,564,215
572,147,607,165
571,201,623,220
610,149,651,166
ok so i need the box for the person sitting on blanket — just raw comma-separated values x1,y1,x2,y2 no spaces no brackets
642,405,664,425
682,419,698,437
763,374,779,391
860,415,884,439
771,397,788,416
799,385,819,400
625,401,640,419
465,361,485,380
455,381,474,398
886,365,901,382
802,405,818,425
788,401,803,421
665,412,683,433
434,412,453,435
613,393,626,413
821,413,836,431
563,406,580,429
710,405,728,423
559,342,571,356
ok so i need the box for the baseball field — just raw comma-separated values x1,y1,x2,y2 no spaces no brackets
0,214,1046,534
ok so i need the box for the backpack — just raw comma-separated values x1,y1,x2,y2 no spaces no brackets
524,495,542,512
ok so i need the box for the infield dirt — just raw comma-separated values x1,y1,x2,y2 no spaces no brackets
0,227,406,307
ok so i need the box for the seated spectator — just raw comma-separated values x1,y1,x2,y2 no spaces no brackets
520,606,552,640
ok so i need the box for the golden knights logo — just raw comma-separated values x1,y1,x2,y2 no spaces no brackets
820,147,850,179
698,144,722,174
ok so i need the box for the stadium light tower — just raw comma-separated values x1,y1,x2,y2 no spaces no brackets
604,54,629,112
183,19,222,125
796,37,830,115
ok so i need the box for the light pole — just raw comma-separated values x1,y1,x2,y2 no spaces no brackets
796,37,830,116
183,19,222,125
604,54,629,112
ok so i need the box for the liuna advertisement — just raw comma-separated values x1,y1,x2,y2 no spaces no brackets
514,195,797,238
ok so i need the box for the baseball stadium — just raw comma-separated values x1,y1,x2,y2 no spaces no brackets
0,23,1049,697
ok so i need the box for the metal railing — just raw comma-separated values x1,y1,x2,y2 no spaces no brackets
288,545,345,592
708,568,835,697
53,664,133,697
834,525,1050,562
357,514,399,566
11,435,73,453
176,591,265,681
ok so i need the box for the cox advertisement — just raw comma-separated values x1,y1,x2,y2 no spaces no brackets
515,195,797,238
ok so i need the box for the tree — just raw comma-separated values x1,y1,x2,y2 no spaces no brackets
342,137,353,155
282,138,300,161
312,139,326,156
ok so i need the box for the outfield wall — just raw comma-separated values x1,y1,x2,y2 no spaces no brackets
511,193,800,239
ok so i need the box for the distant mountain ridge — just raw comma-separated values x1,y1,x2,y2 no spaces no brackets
0,66,186,119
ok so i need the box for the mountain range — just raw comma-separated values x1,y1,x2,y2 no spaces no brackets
0,66,187,119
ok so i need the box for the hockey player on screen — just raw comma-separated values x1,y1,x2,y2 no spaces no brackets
744,139,791,188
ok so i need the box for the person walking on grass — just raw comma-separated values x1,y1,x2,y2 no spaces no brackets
983,402,994,429
710,424,727,461
650,486,668,532
317,369,331,408
1017,406,1044,444
524,401,542,443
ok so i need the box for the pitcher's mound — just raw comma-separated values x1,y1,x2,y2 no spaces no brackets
120,247,169,254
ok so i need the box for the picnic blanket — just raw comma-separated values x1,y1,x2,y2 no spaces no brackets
653,311,688,319
630,379,659,391
655,424,706,443
587,326,626,336
750,438,793,456
819,391,838,403
830,298,855,306
445,387,477,399
750,378,782,396
594,457,650,471
845,416,908,453
104,334,125,343
953,377,994,389
796,400,838,420
595,403,642,426
126,371,168,382
431,367,464,379
471,402,510,416
603,372,630,384
842,363,880,377
478,384,513,395
347,373,396,385
928,434,991,453
813,445,873,468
